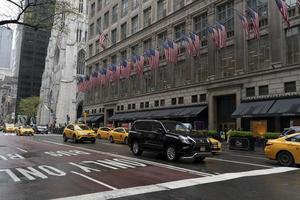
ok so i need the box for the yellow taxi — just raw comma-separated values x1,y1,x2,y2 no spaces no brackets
265,133,300,166
63,124,96,143
4,123,15,133
16,126,34,136
108,127,129,144
97,127,112,139
208,137,222,154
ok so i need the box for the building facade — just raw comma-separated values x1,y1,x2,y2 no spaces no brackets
37,0,88,126
0,26,13,69
0,76,18,124
84,0,300,132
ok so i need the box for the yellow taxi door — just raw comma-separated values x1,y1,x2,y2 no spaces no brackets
288,135,300,163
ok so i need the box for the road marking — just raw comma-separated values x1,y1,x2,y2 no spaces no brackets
16,147,28,153
101,143,124,147
54,167,298,200
43,140,212,176
224,152,268,160
71,171,118,190
207,157,273,168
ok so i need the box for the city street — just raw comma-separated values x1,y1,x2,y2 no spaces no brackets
0,132,299,200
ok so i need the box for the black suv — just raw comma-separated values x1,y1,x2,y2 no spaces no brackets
128,120,211,162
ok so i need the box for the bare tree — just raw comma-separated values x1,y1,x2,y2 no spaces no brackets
0,0,77,30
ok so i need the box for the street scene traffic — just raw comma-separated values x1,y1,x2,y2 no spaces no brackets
1,0,300,199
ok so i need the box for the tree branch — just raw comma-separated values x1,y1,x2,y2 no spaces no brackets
6,0,22,9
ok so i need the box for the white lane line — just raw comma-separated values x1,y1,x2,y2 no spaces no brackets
53,167,298,200
71,171,118,190
207,157,273,168
226,153,268,160
43,140,212,177
16,147,28,153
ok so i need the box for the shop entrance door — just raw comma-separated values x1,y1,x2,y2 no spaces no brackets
216,94,236,131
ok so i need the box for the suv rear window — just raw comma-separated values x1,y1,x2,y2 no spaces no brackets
133,121,152,131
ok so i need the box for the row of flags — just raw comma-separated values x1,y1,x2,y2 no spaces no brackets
79,1,300,92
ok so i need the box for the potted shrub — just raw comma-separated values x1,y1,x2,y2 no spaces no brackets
228,131,255,151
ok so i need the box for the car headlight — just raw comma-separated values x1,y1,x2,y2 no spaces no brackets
179,135,190,144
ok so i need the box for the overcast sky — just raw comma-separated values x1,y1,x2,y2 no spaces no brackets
0,0,20,30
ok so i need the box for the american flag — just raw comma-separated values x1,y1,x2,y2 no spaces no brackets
275,0,290,28
120,60,131,78
99,31,106,49
165,40,178,64
100,69,107,85
109,64,119,82
207,26,220,48
83,75,90,92
298,0,300,7
189,32,201,56
237,12,249,36
133,55,144,76
247,7,260,39
146,49,160,70
91,71,98,88
216,22,227,49
77,76,84,92
182,35,197,57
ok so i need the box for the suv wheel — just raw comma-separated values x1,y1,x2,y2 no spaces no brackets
277,151,294,167
165,145,178,162
132,141,143,156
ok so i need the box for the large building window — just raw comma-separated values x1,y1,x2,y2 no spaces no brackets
112,4,118,23
104,11,109,29
248,35,271,72
132,0,139,9
90,2,95,17
96,17,101,34
77,49,86,75
79,0,84,13
284,81,296,93
157,0,166,20
131,44,139,55
246,87,255,97
143,7,152,28
193,13,208,47
131,15,139,34
143,38,152,52
259,85,269,95
286,26,300,64
217,1,234,38
157,31,167,58
247,0,268,27
97,0,102,11
89,44,93,57
174,0,184,11
111,55,117,64
174,23,185,40
89,23,94,39
220,46,236,78
121,0,129,17
95,40,100,53
121,50,127,60
196,54,208,82
121,23,127,40
111,29,117,45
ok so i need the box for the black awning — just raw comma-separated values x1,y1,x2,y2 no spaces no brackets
109,105,207,121
232,100,275,118
86,115,104,123
267,98,300,116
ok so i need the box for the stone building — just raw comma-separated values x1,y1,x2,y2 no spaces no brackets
84,0,300,132
0,26,13,69
37,0,88,126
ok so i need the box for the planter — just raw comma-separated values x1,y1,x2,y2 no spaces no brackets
229,136,255,151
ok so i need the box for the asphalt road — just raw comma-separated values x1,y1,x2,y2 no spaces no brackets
0,132,299,200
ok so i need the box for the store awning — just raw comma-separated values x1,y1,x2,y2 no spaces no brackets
109,106,207,121
267,98,300,116
232,100,275,118
86,115,104,123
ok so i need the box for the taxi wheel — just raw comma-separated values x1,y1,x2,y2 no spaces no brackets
109,136,114,143
124,137,128,145
63,134,68,142
277,151,294,167
73,135,78,143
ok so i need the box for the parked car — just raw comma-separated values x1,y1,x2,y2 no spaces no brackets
97,127,112,139
265,133,300,166
33,125,48,134
63,124,96,143
128,120,211,162
280,126,300,137
16,126,34,136
4,123,15,133
108,127,129,144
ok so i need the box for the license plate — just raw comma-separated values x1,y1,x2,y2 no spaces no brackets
200,147,206,152
212,145,218,149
